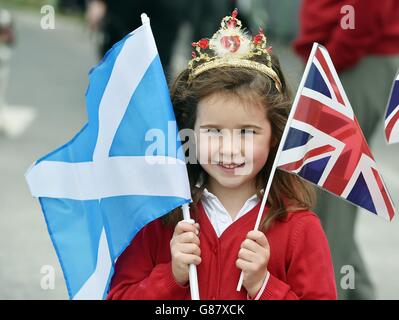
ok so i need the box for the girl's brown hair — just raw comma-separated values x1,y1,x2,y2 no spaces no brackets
163,54,316,232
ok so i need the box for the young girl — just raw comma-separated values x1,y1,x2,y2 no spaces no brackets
107,10,337,300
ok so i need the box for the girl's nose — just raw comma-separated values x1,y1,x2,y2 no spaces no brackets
219,130,242,161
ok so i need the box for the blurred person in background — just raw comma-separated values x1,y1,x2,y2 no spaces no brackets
0,8,14,135
236,0,299,43
58,0,86,13
293,0,399,299
85,1,239,76
86,0,187,75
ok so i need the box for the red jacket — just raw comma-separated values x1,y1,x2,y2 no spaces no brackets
293,0,399,72
107,201,337,300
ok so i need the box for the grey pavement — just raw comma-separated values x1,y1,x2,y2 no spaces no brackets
0,8,398,299
0,8,96,299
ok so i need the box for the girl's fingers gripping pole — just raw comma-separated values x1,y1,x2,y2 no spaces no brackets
182,203,200,300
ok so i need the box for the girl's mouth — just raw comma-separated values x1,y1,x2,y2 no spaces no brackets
217,162,245,172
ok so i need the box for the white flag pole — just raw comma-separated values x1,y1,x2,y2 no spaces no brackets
182,203,200,300
236,42,320,292
140,13,150,25
141,13,199,300
141,13,200,300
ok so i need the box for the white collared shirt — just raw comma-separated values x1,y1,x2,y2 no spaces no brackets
201,188,260,237
200,188,269,300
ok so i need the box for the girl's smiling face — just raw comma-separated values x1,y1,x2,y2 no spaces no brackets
194,92,273,190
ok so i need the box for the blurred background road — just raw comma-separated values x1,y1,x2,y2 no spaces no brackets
0,2,398,299
0,5,95,299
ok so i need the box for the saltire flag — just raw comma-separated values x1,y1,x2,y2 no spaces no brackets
384,70,399,144
25,18,191,299
277,43,395,221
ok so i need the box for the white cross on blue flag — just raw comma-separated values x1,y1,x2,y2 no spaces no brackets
25,18,191,299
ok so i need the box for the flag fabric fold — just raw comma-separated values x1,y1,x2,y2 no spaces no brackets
277,43,395,221
25,21,191,299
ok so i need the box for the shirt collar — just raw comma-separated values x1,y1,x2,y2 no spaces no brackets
201,188,260,220
202,188,260,202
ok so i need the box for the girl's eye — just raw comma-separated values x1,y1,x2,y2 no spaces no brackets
241,128,255,135
207,128,221,134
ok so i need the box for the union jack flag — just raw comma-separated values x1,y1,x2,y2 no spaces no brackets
384,70,399,144
277,43,395,221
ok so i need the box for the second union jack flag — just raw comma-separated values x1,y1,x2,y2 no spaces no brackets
277,43,395,221
384,70,399,144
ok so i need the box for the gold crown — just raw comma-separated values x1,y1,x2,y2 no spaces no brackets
188,9,282,93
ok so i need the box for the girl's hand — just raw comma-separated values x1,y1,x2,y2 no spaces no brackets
170,220,201,286
236,230,270,298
